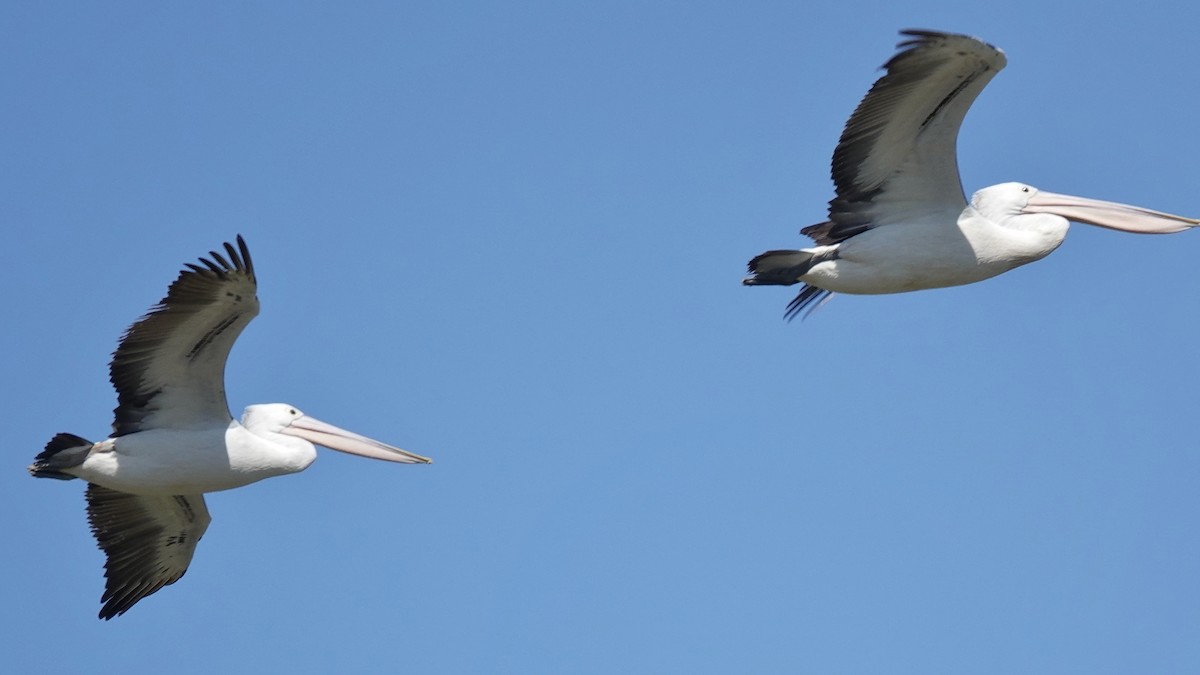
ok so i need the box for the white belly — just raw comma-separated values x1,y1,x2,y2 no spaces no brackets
801,216,1062,295
75,425,315,496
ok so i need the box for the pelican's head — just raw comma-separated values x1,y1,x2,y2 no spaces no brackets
969,183,1072,259
976,181,1199,235
242,403,432,464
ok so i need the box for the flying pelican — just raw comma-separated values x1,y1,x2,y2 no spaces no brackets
29,237,432,619
743,29,1199,319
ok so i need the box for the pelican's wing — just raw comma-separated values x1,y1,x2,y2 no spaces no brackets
109,236,259,436
805,29,1007,245
86,484,212,620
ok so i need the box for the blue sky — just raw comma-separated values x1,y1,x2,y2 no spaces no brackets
4,2,1199,673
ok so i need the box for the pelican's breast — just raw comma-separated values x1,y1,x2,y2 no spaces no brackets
224,422,318,484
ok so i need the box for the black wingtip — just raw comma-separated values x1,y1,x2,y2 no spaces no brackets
186,237,254,281
893,28,998,56
97,605,121,621
233,235,255,281
207,249,232,272
198,256,227,277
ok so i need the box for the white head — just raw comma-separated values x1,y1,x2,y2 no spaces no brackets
971,182,1061,235
242,403,432,464
974,181,1199,235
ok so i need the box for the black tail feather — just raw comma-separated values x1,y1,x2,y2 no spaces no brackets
29,433,93,480
743,249,836,320
743,249,814,286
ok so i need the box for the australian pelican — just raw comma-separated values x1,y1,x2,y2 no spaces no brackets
744,29,1199,318
29,237,431,619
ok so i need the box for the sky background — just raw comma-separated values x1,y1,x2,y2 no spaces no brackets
3,2,1199,673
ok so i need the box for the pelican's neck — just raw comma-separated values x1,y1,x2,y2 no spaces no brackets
228,419,318,477
960,206,1069,267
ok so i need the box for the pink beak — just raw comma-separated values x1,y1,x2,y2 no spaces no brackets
281,415,432,464
1024,191,1200,234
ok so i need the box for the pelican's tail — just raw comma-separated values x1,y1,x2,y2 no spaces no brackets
742,249,818,286
743,249,835,321
29,433,93,480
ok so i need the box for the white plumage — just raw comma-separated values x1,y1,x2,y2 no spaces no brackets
744,30,1199,319
30,237,431,619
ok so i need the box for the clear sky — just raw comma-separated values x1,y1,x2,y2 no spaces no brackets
4,2,1199,673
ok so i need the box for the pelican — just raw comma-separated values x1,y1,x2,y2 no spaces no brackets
29,237,432,619
743,29,1199,319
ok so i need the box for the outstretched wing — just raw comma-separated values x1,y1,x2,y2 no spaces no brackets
86,484,212,619
806,29,1007,246
109,236,259,436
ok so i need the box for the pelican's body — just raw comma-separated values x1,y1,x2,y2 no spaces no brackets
796,183,1070,294
63,417,316,496
30,237,431,619
744,30,1198,318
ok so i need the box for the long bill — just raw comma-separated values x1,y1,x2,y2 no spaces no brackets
1024,191,1200,234
281,415,432,464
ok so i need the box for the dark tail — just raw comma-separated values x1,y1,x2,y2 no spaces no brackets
743,249,834,321
742,249,816,286
29,433,93,480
